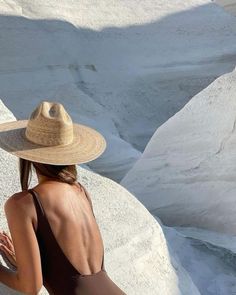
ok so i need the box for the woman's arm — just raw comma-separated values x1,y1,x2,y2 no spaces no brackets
0,263,19,292
0,192,43,294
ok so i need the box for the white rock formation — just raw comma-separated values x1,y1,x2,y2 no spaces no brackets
0,101,199,295
163,224,236,295
121,67,236,236
0,1,236,181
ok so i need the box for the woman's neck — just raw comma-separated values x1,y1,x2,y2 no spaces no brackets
36,173,54,184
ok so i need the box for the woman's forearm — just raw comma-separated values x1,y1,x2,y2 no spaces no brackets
0,264,23,293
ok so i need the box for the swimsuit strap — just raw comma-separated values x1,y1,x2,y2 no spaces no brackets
28,188,46,219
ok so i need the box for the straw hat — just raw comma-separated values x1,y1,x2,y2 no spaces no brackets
0,101,107,165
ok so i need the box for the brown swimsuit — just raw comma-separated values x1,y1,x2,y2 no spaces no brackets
28,186,126,295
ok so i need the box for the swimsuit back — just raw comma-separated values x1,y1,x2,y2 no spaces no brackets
28,184,126,295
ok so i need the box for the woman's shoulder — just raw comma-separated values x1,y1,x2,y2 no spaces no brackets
5,190,33,206
4,190,34,218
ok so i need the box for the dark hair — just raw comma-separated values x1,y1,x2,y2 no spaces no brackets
19,158,77,191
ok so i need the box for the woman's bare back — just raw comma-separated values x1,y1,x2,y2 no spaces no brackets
31,180,104,276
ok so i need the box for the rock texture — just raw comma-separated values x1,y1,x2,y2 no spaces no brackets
163,224,236,294
0,1,236,181
0,101,199,295
121,67,236,235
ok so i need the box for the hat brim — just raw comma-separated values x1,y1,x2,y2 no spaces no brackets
0,120,107,165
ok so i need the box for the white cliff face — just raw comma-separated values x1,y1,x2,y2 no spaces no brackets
119,60,236,293
0,102,200,294
121,67,236,236
0,1,235,181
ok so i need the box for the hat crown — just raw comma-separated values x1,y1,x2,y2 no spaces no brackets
25,101,74,146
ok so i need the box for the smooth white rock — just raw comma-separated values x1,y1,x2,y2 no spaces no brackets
0,1,236,182
121,67,236,235
163,224,236,295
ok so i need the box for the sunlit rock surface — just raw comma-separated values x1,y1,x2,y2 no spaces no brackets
121,68,236,236
0,1,236,181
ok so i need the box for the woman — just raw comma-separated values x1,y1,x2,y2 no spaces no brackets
0,101,126,294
